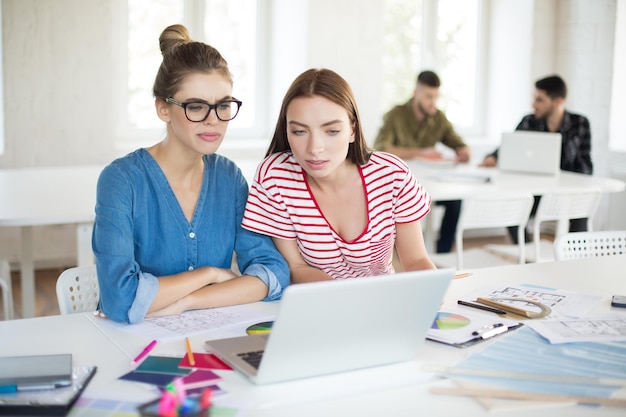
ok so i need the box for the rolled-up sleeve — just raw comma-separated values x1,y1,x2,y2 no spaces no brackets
234,170,289,300
127,272,159,324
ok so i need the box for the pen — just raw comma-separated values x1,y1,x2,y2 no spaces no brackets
185,337,196,366
472,323,507,339
130,339,157,368
458,300,507,315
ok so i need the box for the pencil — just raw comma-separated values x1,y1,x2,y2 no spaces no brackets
185,337,195,366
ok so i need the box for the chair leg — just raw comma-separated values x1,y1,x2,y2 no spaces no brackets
517,227,526,264
456,231,464,270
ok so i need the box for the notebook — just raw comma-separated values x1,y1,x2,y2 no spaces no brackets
0,364,96,416
498,131,562,176
204,268,454,385
0,354,72,390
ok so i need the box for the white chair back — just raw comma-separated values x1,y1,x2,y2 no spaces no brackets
56,265,99,315
554,230,626,260
455,193,534,269
533,187,601,261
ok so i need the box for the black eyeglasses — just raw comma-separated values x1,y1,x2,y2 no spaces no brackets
165,97,242,122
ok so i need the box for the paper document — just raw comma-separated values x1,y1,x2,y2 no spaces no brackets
526,314,626,343
90,303,277,342
427,307,522,347
463,283,602,319
440,327,626,399
429,171,492,183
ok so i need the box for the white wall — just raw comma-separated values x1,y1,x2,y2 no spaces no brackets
0,0,121,168
0,0,624,267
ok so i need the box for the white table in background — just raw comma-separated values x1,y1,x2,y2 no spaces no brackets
1,255,625,416
408,161,626,252
0,165,102,318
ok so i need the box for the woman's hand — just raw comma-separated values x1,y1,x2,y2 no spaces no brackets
146,296,190,318
202,266,239,284
480,155,497,167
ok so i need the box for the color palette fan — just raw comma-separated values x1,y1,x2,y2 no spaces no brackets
246,321,274,335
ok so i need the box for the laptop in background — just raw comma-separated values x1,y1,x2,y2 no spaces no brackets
204,268,454,385
499,131,562,176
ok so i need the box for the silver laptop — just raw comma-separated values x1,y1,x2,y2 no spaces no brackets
499,131,562,176
204,268,454,385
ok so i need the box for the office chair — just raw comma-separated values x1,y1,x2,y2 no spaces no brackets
554,230,626,260
487,187,602,263
56,265,99,315
430,193,534,270
0,259,14,320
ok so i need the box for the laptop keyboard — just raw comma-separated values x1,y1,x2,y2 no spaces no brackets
237,350,264,369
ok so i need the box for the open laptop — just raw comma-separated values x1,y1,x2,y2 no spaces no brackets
204,268,454,385
499,131,562,176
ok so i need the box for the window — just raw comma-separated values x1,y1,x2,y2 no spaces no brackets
127,0,184,130
382,0,485,136
610,0,626,152
120,0,265,145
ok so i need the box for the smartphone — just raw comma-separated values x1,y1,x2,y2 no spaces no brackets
611,295,626,308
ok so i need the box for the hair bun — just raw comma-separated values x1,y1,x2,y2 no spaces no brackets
159,24,192,56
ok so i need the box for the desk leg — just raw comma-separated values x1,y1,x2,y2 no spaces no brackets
20,226,36,318
423,212,435,254
76,223,94,266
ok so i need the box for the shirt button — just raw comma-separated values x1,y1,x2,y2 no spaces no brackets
189,232,196,238
188,266,194,271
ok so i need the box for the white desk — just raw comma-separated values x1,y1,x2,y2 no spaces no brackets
0,165,102,318
2,256,625,416
408,161,626,251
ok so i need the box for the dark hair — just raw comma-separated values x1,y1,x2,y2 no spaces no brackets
266,68,372,165
152,24,233,100
535,75,567,100
416,70,441,88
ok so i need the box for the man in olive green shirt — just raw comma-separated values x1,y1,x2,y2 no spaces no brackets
374,71,470,253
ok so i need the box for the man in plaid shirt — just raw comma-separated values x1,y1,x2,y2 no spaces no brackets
481,75,593,243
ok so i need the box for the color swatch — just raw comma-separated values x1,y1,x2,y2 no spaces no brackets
246,321,273,335
431,312,470,330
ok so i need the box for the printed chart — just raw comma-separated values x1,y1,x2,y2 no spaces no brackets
431,312,470,330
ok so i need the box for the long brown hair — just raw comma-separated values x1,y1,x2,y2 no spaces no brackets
266,68,372,165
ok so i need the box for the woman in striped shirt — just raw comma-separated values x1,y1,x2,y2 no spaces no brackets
242,69,436,283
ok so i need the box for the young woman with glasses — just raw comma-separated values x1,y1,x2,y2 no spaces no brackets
242,69,435,283
92,24,288,323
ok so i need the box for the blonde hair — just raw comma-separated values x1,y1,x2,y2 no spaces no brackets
152,24,233,100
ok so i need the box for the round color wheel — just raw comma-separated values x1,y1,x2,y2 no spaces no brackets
246,321,274,335
431,312,470,330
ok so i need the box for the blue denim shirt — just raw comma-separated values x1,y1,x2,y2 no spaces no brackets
92,149,289,324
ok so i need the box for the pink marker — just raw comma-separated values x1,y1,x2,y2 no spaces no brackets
130,339,157,369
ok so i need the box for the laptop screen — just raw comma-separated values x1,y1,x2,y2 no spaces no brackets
499,131,562,176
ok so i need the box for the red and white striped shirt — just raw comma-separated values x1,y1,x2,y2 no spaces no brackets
242,152,431,279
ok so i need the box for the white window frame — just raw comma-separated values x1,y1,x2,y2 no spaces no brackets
609,0,626,152
420,0,488,139
0,1,4,155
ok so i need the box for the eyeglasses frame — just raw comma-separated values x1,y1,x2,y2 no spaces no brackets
164,97,243,122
